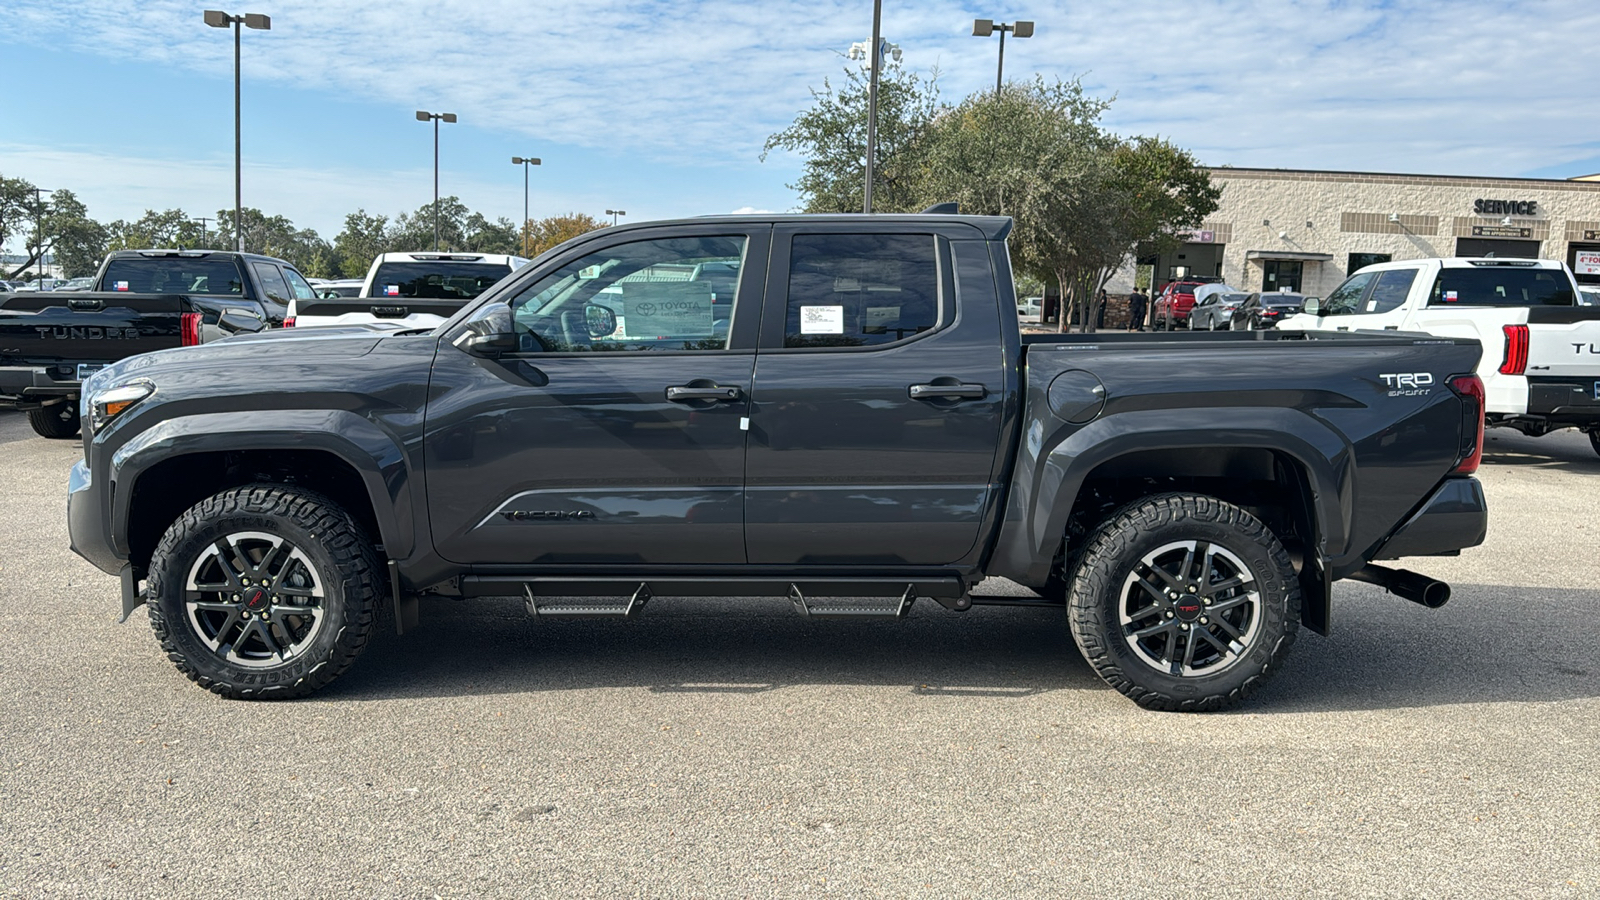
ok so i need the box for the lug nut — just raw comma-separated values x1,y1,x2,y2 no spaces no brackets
1187,585,1197,593
1203,598,1213,605
1165,611,1174,618
1199,616,1209,624
1179,624,1189,631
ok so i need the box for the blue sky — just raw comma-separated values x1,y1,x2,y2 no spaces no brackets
4,0,1600,248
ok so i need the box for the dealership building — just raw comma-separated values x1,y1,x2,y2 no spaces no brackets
1119,167,1600,299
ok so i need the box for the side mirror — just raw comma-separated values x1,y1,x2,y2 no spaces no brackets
584,303,618,338
458,331,517,358
219,308,265,333
1301,297,1321,316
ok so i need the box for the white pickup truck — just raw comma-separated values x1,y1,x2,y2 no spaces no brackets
286,252,528,329
1281,257,1600,455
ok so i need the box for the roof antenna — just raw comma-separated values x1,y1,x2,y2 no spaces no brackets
920,202,959,214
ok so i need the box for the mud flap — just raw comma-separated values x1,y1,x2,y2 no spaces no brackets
118,564,146,623
1299,552,1331,636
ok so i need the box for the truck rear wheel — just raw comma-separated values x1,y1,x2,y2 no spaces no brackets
1066,493,1300,711
1589,430,1600,458
27,403,80,439
145,485,384,700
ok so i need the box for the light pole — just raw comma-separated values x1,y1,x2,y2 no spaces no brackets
511,156,541,257
606,209,626,226
204,10,271,252
972,18,1034,95
845,0,900,214
29,188,52,282
416,110,458,251
193,216,213,249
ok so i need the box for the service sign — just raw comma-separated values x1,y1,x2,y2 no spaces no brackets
1575,250,1600,276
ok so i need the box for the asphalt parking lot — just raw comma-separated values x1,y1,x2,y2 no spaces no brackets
0,409,1595,898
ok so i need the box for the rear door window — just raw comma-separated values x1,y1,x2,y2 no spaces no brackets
1428,267,1575,306
250,263,292,305
1365,268,1419,314
782,234,939,348
284,268,318,301
1319,272,1377,316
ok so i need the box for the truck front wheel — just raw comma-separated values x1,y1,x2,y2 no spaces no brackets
145,485,384,700
27,403,80,439
1066,493,1300,711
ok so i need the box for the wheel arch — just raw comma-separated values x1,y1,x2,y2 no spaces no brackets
110,410,414,570
989,408,1350,633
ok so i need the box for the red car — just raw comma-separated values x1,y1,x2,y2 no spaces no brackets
1152,280,1216,330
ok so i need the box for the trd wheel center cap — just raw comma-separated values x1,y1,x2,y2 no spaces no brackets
244,588,271,611
1174,597,1204,622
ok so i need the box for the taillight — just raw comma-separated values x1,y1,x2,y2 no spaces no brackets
180,312,201,346
283,317,296,328
1499,324,1529,375
1448,374,1485,474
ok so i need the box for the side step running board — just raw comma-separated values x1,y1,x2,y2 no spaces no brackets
790,584,916,620
523,583,652,619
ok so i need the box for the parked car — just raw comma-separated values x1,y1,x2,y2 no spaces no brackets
70,212,1488,712
313,278,363,299
286,252,529,329
0,249,310,438
1189,291,1252,330
1017,296,1042,319
1577,285,1600,306
1280,257,1600,454
1152,280,1216,329
1230,291,1314,330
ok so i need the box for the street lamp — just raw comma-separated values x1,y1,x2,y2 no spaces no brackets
511,157,541,257
203,10,271,252
416,110,458,251
972,18,1034,95
846,0,891,214
606,209,626,226
29,188,52,282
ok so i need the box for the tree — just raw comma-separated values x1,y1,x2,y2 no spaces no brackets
106,209,212,253
523,212,609,257
333,210,392,277
461,212,520,255
0,175,38,273
763,59,944,213
215,208,334,274
390,196,472,252
43,190,108,278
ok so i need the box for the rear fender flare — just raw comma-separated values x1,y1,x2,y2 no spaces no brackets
108,409,414,559
999,407,1353,588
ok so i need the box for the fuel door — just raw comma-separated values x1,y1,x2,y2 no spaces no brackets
1047,369,1107,424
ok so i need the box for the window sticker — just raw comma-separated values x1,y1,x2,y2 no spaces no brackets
384,285,400,296
622,282,714,338
1444,290,1458,302
1366,300,1378,312
113,281,129,291
800,305,845,334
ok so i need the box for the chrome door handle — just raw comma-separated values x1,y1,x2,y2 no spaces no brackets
909,382,986,400
666,385,741,402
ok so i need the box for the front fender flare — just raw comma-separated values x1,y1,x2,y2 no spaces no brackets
107,409,415,560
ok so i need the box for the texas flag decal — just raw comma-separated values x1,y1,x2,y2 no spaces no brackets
114,281,130,291
384,285,400,296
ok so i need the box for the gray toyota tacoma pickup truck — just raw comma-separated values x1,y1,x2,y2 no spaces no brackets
66,213,1489,710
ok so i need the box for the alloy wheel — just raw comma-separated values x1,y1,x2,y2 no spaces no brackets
184,531,327,668
1118,540,1262,677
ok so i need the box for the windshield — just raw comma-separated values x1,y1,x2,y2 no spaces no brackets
1263,294,1307,307
1429,266,1574,307
368,262,512,299
101,256,244,294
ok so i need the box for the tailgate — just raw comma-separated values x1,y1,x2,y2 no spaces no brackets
1525,306,1600,377
293,296,465,322
0,292,185,366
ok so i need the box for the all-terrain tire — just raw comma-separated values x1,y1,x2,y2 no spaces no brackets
146,485,385,700
1589,430,1600,458
28,404,80,439
1066,492,1300,712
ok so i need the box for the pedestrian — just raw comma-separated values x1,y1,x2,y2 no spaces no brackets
1127,288,1148,331
1095,288,1108,329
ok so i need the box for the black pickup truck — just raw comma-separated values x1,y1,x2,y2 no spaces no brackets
0,249,314,437
65,214,1489,710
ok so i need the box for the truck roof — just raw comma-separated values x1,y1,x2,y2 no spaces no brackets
103,248,302,268
601,213,1015,242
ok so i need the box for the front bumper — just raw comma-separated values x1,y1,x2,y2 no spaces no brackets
0,366,81,409
1371,477,1488,560
67,458,123,576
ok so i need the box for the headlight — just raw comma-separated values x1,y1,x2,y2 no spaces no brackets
89,382,154,431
